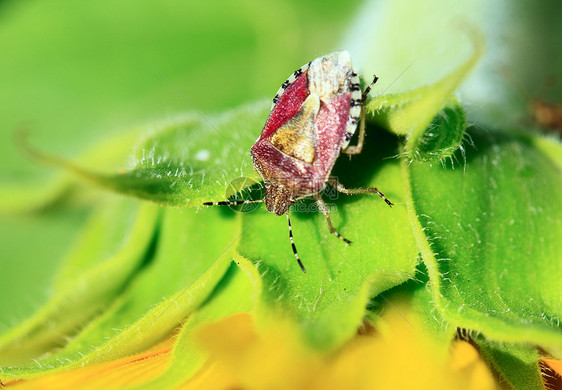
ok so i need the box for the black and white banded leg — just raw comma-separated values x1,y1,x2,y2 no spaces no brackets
343,75,379,156
287,213,306,273
314,194,351,244
203,199,264,207
329,177,393,207
204,199,306,273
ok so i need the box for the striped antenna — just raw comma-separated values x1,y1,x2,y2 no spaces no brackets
287,213,306,273
203,199,264,206
362,75,379,98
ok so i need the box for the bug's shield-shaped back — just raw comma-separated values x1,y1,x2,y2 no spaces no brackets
270,93,319,164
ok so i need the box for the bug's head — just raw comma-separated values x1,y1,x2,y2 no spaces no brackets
264,184,294,216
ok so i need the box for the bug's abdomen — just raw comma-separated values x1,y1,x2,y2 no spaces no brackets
251,141,318,197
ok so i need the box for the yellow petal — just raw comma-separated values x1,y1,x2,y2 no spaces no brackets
5,336,174,389
186,310,500,390
449,341,499,390
4,309,509,390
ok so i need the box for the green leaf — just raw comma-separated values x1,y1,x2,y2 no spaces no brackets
18,106,268,208
0,197,158,367
405,126,562,350
136,264,256,390
238,128,419,349
0,130,142,214
475,337,544,390
0,207,90,332
408,101,467,162
366,51,478,161
0,206,238,378
125,108,264,206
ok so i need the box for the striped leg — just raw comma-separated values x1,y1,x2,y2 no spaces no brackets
343,75,379,156
203,199,264,206
329,178,393,207
314,194,351,244
287,213,306,273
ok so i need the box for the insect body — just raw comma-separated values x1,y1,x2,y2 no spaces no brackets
204,51,392,273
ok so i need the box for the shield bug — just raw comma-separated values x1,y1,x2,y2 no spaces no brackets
204,51,392,273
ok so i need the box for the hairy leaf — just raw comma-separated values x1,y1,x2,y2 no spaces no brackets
0,198,158,367
405,127,562,351
238,128,419,349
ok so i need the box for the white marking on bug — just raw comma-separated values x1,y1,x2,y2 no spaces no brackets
308,51,352,100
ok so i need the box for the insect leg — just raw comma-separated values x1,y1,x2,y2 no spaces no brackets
287,213,306,273
314,194,352,244
343,75,379,156
329,177,393,207
203,199,264,206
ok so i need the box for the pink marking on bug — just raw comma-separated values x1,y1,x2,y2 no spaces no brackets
259,71,310,141
313,94,351,177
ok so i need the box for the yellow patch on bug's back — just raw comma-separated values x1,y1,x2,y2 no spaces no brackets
271,130,315,163
271,93,319,163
